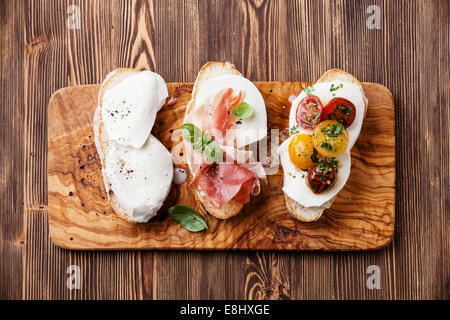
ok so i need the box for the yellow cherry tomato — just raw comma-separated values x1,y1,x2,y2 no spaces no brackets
312,120,349,157
288,134,321,170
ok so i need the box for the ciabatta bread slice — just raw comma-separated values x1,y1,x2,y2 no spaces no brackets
95,68,172,223
184,62,247,220
284,69,368,222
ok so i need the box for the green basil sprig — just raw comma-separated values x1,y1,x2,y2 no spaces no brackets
182,123,223,162
231,102,254,120
168,205,208,232
182,123,202,149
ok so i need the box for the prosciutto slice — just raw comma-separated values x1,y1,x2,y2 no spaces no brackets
207,88,243,145
192,162,256,207
186,87,262,208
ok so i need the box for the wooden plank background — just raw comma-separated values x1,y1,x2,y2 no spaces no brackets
0,0,448,299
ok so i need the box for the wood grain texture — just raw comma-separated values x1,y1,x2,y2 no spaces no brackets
0,0,25,300
0,0,448,299
47,81,395,250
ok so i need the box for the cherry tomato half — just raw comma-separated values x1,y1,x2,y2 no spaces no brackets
306,161,338,194
323,97,356,128
312,120,349,157
296,95,323,129
288,134,322,170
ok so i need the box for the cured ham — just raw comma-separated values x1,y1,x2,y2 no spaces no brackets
207,88,243,146
186,87,264,208
192,162,256,207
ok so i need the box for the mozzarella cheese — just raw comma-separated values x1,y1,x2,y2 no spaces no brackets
289,81,366,149
95,69,173,223
101,71,168,149
104,135,173,223
279,135,351,207
193,74,267,148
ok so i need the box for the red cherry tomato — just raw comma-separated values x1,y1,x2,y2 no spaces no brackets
323,98,356,128
295,95,323,129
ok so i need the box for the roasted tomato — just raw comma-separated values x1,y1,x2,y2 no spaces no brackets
312,120,349,157
323,97,356,128
306,160,338,194
296,95,323,129
288,134,321,170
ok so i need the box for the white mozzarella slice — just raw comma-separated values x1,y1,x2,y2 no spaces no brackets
279,135,351,207
104,134,173,223
289,81,366,149
194,74,267,148
101,71,168,148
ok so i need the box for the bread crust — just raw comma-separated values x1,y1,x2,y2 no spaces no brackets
317,69,368,116
285,69,367,222
184,62,245,220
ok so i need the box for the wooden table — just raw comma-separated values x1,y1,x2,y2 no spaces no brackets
1,0,448,300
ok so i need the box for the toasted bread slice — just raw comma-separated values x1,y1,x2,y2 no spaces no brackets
284,69,368,222
95,68,139,223
95,68,171,223
186,62,242,116
184,62,246,220
98,68,140,107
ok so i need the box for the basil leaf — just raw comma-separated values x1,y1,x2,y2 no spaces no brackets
182,123,202,150
232,102,254,120
202,133,212,145
168,205,208,232
181,123,195,142
182,124,223,163
203,139,223,162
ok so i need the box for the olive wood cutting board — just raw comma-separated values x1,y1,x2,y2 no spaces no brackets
48,81,395,250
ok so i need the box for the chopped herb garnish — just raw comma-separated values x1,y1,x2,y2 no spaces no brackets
303,85,315,96
339,105,352,115
325,123,345,138
317,158,326,168
317,172,326,182
330,83,343,92
330,159,339,168
290,125,300,135
321,141,333,150
310,148,319,163
317,158,340,172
